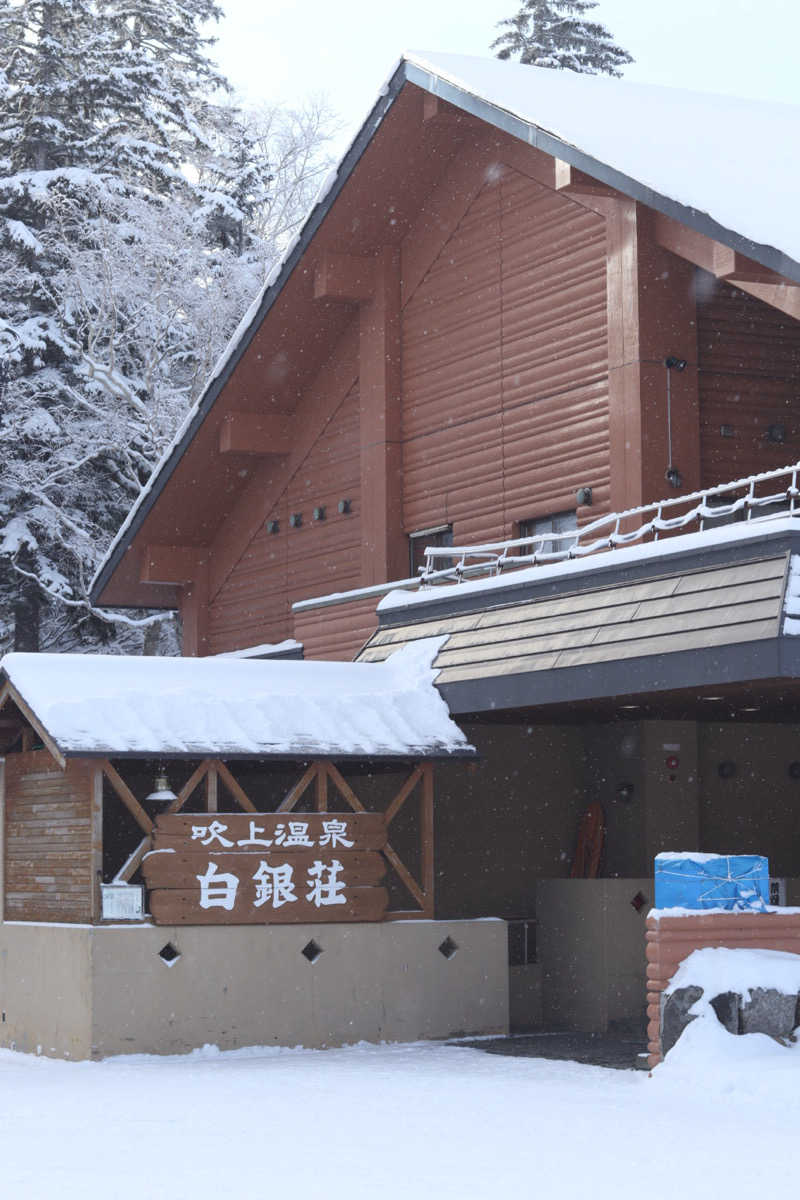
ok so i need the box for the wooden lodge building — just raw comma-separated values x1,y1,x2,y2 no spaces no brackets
4,53,800,1060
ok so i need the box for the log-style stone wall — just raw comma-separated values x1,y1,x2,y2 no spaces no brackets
645,911,800,1066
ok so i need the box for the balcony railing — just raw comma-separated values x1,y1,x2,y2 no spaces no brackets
419,461,800,587
292,462,800,614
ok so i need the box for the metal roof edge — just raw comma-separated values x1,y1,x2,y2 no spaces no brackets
439,636,787,717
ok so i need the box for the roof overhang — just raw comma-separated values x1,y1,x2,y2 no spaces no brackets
91,54,800,609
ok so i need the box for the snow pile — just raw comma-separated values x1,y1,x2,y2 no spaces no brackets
666,946,800,1009
0,638,472,759
654,947,800,1092
654,1008,800,1098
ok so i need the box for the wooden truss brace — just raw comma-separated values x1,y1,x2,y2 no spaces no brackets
276,760,434,919
108,757,258,883
105,757,435,918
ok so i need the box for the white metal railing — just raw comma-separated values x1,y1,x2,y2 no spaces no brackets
418,461,800,586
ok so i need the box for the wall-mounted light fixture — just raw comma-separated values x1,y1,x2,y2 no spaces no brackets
266,519,279,535
289,512,302,528
575,485,593,507
717,760,737,780
312,506,326,522
766,423,786,444
616,782,635,803
337,498,352,515
664,356,687,489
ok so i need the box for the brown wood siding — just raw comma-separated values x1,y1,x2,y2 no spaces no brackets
698,278,800,485
292,594,379,662
208,383,362,654
4,751,92,923
402,166,608,545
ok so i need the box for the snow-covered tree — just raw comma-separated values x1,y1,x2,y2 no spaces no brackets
0,0,335,655
493,0,633,76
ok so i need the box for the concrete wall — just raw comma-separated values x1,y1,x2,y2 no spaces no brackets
536,878,651,1035
0,917,508,1060
0,922,93,1058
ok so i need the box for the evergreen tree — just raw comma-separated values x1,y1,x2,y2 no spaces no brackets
493,0,633,76
0,0,277,652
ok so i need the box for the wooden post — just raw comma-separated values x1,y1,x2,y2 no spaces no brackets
606,200,700,511
91,766,103,923
206,766,218,813
359,247,407,585
421,763,434,919
315,761,328,812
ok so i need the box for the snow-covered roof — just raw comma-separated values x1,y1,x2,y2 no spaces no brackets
405,52,800,275
91,53,800,605
0,640,473,761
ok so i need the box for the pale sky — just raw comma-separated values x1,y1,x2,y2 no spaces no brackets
211,0,800,146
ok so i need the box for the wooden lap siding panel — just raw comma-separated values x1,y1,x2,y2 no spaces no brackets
500,171,609,521
402,166,609,547
207,383,362,655
697,279,800,485
293,594,381,663
4,751,93,923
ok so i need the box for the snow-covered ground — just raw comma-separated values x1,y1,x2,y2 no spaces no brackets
1,1026,797,1199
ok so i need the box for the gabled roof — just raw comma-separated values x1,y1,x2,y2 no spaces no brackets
0,640,474,761
90,52,800,606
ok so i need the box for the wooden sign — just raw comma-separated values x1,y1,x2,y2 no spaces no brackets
142,812,389,926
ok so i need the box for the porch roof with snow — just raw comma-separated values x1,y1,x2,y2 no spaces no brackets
90,52,800,610
0,640,474,765
357,516,800,720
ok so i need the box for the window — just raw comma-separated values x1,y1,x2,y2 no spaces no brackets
517,510,577,558
409,524,453,577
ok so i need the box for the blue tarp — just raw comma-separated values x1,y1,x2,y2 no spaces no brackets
654,853,769,911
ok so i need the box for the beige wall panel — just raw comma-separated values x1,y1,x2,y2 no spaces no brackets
537,878,651,1034
0,923,92,1058
86,919,508,1058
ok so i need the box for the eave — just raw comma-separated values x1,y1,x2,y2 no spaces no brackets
91,57,800,610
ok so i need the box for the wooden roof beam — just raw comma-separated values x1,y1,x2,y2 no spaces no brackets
314,251,376,303
554,159,618,199
725,280,800,322
653,212,785,284
218,412,291,456
0,680,66,769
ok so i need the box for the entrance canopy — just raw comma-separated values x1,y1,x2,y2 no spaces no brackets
0,638,474,763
